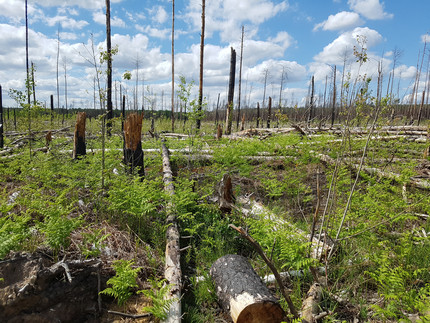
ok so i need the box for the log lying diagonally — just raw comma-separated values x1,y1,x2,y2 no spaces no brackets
161,142,181,323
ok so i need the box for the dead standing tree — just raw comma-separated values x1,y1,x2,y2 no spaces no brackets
197,0,205,131
225,47,236,135
171,0,175,132
73,112,86,159
123,113,144,178
105,0,113,136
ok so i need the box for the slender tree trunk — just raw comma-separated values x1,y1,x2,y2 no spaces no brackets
25,0,30,106
256,102,260,128
50,94,54,125
106,0,113,136
308,75,314,126
0,85,3,149
171,0,175,132
225,47,236,135
64,59,68,111
215,92,220,126
331,66,337,127
197,0,205,130
56,29,60,111
267,96,272,128
73,112,86,159
31,62,36,105
236,25,244,130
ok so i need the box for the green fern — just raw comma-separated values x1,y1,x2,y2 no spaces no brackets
100,260,141,306
139,277,174,320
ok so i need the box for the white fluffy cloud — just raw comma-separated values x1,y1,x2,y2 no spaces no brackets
348,0,393,20
314,11,363,31
185,0,289,43
93,11,125,28
314,27,383,64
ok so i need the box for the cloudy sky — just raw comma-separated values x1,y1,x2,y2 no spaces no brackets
0,0,429,110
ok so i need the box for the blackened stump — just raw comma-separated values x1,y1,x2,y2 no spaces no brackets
73,112,86,159
123,113,144,178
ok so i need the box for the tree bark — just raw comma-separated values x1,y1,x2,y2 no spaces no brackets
0,85,3,149
225,47,236,135
161,143,181,323
123,113,144,178
197,0,205,130
73,112,86,159
301,283,323,323
210,254,284,323
236,25,244,130
171,0,175,132
267,96,272,128
105,0,113,136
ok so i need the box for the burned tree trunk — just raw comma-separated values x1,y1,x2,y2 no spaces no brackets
218,173,234,213
256,102,260,128
225,47,236,135
123,113,144,178
267,96,272,128
0,85,3,149
210,254,284,323
216,124,222,140
73,112,86,159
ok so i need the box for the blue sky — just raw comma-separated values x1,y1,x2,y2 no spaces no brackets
0,0,429,110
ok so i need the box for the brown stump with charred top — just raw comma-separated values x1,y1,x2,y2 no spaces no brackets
218,173,234,213
123,113,144,178
210,254,284,323
73,112,86,159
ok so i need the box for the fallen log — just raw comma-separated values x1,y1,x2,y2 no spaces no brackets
161,143,181,323
210,254,285,323
314,152,430,190
301,283,323,323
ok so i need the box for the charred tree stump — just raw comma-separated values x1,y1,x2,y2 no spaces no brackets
216,124,222,140
72,112,86,159
218,173,234,213
210,254,284,323
123,113,144,178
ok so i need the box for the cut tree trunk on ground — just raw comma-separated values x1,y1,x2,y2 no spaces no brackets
161,143,181,323
73,112,86,159
210,254,284,323
123,113,144,178
301,283,323,323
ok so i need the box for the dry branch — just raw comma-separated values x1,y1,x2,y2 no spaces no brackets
301,283,323,323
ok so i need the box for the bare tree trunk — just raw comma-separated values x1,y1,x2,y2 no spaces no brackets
25,0,30,106
225,47,236,135
197,0,205,130
417,90,426,126
236,25,244,130
105,0,113,136
0,85,3,149
56,29,60,111
161,143,181,323
308,75,314,126
256,102,260,128
50,94,54,124
215,92,220,126
267,96,272,128
171,0,175,132
331,66,337,128
31,62,36,105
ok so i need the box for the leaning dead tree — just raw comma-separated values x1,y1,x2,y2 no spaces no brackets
123,113,144,178
161,143,181,323
210,254,285,323
73,112,86,159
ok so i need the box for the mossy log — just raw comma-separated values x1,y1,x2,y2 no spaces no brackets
210,254,284,323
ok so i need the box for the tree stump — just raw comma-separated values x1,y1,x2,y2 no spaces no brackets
73,112,86,159
210,254,284,323
123,113,144,178
218,173,234,213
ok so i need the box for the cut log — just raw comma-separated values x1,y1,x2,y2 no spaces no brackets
73,112,86,159
210,254,284,323
301,283,322,323
123,113,144,178
161,143,181,323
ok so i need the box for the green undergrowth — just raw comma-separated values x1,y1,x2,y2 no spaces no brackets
1,118,430,321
